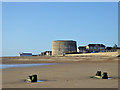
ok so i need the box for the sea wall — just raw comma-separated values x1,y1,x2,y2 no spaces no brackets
65,52,118,57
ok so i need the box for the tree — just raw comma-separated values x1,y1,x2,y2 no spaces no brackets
113,44,117,49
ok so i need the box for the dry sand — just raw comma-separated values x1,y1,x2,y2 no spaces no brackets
2,56,119,88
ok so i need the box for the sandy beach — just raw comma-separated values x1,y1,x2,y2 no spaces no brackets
2,56,119,88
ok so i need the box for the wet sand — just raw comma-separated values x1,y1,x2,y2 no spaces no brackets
2,57,118,88
2,56,118,64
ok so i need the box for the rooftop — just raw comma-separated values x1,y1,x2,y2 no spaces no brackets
88,44,105,47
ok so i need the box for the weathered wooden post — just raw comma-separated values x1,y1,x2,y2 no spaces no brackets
32,75,37,82
102,72,108,79
96,71,101,76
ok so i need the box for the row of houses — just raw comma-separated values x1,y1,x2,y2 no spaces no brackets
39,44,117,56
78,44,105,53
19,44,117,56
78,44,117,53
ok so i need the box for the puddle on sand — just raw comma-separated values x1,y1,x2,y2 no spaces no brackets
1,63,56,69
37,80,47,82
90,76,113,80
24,80,47,83
108,77,112,79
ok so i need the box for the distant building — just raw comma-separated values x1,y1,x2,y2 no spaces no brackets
41,51,52,56
106,47,112,50
19,52,32,56
32,54,40,56
52,40,77,56
86,44,105,52
78,46,87,53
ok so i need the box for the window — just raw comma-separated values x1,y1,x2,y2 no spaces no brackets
90,46,93,49
101,47,104,49
94,47,96,49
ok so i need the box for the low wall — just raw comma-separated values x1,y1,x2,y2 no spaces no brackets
65,52,118,57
